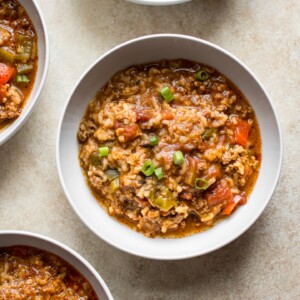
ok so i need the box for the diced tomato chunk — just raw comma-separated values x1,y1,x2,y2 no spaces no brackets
161,110,174,120
222,194,247,215
205,180,232,206
136,110,152,122
238,193,247,205
221,201,237,216
235,119,251,147
0,63,14,85
114,120,123,130
122,124,139,141
207,164,221,179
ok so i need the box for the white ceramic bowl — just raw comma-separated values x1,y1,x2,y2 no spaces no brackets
127,0,191,5
57,34,282,260
0,231,113,300
0,0,49,145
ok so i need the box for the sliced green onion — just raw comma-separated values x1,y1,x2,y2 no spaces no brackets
105,169,119,181
16,74,30,84
99,146,109,157
154,167,163,180
196,69,210,81
141,160,155,176
160,87,174,103
110,178,120,192
195,178,209,190
173,151,184,166
150,136,158,146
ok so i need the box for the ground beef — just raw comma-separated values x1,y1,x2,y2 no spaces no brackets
0,85,23,121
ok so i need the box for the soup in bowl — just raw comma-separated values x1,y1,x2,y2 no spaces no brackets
57,34,282,259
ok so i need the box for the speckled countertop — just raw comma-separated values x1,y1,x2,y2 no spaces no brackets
0,0,299,299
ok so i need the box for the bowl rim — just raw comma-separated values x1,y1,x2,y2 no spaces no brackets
56,33,283,260
0,230,113,299
126,0,191,5
0,0,50,146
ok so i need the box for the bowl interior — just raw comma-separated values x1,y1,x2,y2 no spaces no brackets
0,232,112,300
0,0,48,145
57,35,282,259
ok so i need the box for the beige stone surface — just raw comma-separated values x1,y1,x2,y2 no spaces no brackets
0,0,299,299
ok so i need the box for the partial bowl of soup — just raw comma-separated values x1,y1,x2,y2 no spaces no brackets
57,34,282,259
0,231,113,299
0,0,49,145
